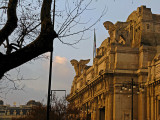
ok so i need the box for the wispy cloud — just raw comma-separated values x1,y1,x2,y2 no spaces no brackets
54,56,67,64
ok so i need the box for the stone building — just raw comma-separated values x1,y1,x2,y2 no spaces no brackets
0,100,41,120
67,6,160,120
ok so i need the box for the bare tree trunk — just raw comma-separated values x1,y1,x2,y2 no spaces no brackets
0,0,18,45
0,0,58,78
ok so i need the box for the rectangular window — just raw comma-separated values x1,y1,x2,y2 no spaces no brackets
147,24,149,29
99,107,105,120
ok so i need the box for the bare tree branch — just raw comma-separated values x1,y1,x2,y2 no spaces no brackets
0,0,105,79
0,6,8,9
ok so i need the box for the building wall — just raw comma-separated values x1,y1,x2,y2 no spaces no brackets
67,6,160,120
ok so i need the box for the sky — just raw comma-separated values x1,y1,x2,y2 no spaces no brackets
1,0,160,106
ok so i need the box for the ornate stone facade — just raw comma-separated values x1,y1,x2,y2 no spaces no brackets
67,6,160,120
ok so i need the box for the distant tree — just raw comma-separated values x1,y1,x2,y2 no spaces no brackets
12,104,47,120
65,103,84,120
0,0,105,80
12,94,85,120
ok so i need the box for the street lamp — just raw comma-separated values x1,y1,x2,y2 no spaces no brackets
120,78,145,120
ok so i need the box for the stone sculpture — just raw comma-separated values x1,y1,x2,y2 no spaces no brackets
103,21,130,45
70,59,90,76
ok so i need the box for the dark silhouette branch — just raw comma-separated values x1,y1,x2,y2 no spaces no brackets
0,0,18,46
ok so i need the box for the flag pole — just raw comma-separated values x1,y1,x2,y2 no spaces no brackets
93,28,96,63
47,0,56,120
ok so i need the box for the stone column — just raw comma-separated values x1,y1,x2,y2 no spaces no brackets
150,86,155,120
154,96,158,120
92,101,97,120
138,92,146,120
147,86,151,120
148,61,151,82
92,109,96,120
108,93,113,120
105,95,108,120
151,61,155,82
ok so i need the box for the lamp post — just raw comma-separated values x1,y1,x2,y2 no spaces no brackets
47,0,56,120
120,78,145,120
50,89,67,104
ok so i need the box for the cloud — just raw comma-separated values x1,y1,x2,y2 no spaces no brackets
54,56,67,64
42,55,67,69
23,55,75,96
42,56,73,77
